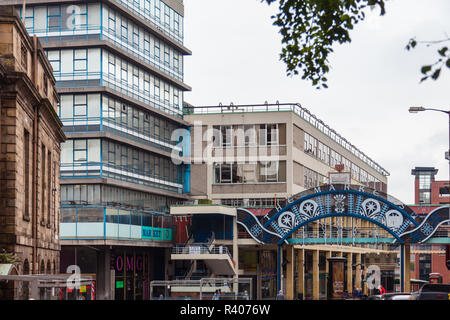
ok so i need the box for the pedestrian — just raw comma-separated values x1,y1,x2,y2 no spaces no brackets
243,290,249,300
212,290,219,300
276,290,285,300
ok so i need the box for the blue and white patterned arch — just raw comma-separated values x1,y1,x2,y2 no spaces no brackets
237,184,448,245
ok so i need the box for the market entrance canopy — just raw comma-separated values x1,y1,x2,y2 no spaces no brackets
237,184,450,245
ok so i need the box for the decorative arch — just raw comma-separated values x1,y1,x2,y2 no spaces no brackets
236,184,443,245
46,260,51,274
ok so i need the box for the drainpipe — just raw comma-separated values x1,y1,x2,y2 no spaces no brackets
31,35,39,274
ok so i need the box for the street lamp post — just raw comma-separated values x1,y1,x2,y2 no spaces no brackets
408,105,450,291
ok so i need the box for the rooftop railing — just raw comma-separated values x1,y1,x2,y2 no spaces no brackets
184,103,390,177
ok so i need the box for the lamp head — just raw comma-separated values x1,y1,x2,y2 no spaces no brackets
409,106,426,113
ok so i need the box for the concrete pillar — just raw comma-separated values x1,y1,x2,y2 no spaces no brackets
312,250,319,300
296,248,304,300
346,252,353,294
96,247,112,300
279,246,284,292
404,245,411,293
286,245,295,300
355,253,362,292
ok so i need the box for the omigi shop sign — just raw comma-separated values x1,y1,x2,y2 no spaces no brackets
142,226,172,241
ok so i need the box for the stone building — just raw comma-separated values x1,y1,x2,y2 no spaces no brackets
0,5,65,287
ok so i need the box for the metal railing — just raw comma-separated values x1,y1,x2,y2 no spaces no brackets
54,71,183,118
60,162,183,193
61,116,181,153
184,103,390,177
114,0,184,45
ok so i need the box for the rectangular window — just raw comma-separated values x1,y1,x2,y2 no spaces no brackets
74,140,87,162
108,55,116,76
47,150,52,225
164,6,170,27
173,54,179,72
154,1,161,21
108,11,116,33
221,126,232,147
154,80,160,98
74,49,87,72
164,84,170,103
154,41,160,60
121,22,128,42
164,49,170,67
24,130,30,219
47,6,61,31
21,42,28,71
121,62,128,82
133,27,139,48
47,50,61,73
73,94,87,118
144,38,150,55
133,69,139,90
41,145,46,223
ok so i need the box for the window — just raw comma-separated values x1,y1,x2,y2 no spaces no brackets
47,6,61,31
74,49,87,72
144,38,150,55
108,11,116,33
74,140,87,162
41,145,46,224
121,22,128,41
154,1,161,21
73,95,87,118
43,72,48,96
47,50,61,73
24,129,30,219
154,41,160,60
221,126,232,147
164,5,170,27
132,27,139,48
132,69,139,90
21,42,28,71
244,125,256,146
144,78,150,93
154,80,160,98
47,150,52,225
121,62,128,82
108,55,116,76
304,132,317,156
164,49,170,67
164,84,170,103
173,54,179,72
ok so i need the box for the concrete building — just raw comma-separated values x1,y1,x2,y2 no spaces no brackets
169,103,399,300
1,0,192,300
185,103,388,206
0,6,65,298
409,166,450,284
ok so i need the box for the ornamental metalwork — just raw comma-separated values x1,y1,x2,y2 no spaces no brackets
237,184,450,245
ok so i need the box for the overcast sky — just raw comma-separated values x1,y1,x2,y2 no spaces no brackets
183,0,450,205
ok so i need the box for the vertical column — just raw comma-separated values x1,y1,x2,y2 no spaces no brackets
257,251,262,300
404,244,411,293
355,253,362,292
312,250,319,300
346,252,353,294
233,215,239,294
286,245,295,300
325,251,331,297
296,248,304,300
96,246,111,300
277,245,283,292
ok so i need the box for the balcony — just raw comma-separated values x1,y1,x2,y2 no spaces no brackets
60,206,174,243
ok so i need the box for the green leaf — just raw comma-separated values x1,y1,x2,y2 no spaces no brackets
421,65,432,74
438,47,448,57
431,68,441,80
446,59,450,68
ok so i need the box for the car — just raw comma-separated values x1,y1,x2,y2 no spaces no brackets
410,283,450,300
367,294,382,300
381,293,411,300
